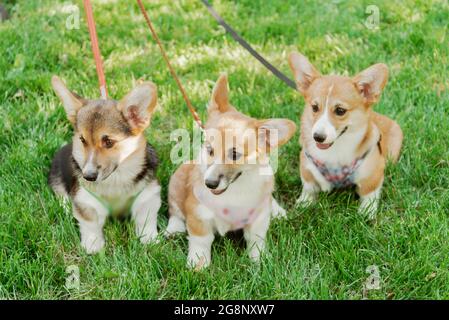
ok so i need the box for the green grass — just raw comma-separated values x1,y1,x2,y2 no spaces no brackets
0,0,448,299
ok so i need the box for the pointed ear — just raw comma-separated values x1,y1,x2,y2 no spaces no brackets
118,82,157,134
353,63,389,106
288,52,320,94
208,73,231,113
51,76,86,125
257,118,296,152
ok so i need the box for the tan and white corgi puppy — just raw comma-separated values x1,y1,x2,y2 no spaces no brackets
166,74,296,269
288,52,403,219
48,76,161,254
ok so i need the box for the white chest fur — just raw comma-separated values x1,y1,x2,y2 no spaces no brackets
308,127,371,166
194,165,274,235
80,152,148,215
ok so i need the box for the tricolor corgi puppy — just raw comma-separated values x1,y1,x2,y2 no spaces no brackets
48,76,161,254
288,52,403,219
166,74,296,269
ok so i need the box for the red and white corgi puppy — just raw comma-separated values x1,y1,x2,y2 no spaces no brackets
48,76,161,254
166,74,296,269
288,52,403,219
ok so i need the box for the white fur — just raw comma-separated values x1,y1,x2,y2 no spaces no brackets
271,197,287,219
187,233,214,270
308,118,372,168
196,165,273,236
304,158,332,192
359,182,383,220
82,143,148,201
244,206,271,262
196,203,215,221
296,180,319,206
164,201,186,237
118,135,141,163
131,181,161,244
79,222,106,254
73,187,109,254
82,151,97,178
164,215,186,236
311,85,338,144
52,180,68,196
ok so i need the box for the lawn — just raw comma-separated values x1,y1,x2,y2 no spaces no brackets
0,0,448,299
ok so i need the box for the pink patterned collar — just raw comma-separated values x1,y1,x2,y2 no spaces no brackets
305,147,372,188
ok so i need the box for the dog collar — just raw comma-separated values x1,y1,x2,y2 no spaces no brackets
305,148,371,189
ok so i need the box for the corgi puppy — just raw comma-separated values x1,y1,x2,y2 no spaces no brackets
288,52,403,219
166,74,296,269
48,76,161,254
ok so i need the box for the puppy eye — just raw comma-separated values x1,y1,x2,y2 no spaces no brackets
80,136,87,145
311,103,319,113
206,144,214,157
229,148,242,161
335,106,347,116
102,136,115,149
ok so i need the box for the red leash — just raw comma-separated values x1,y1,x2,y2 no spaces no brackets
82,0,204,128
136,0,204,129
83,0,108,99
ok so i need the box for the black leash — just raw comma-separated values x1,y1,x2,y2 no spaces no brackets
200,0,297,90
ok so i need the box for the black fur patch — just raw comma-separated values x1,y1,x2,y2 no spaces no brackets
48,143,79,195
377,134,383,155
134,143,159,183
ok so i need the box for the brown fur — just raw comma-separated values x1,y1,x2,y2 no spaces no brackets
289,52,403,202
74,203,96,222
51,76,158,183
371,112,403,162
74,101,134,174
49,76,160,246
168,74,296,243
299,151,316,184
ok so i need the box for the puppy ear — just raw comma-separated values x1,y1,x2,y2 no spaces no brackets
257,118,296,152
353,63,388,106
118,82,157,134
51,76,86,125
288,52,320,94
208,73,232,113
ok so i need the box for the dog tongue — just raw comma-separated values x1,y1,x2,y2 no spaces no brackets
316,143,332,150
211,188,226,195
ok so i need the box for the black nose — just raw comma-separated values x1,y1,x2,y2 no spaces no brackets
313,132,326,143
83,172,98,181
205,179,220,189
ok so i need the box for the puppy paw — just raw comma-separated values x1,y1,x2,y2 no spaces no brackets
271,201,287,220
164,216,186,237
295,192,316,207
187,234,213,270
81,234,105,254
139,229,159,244
359,200,378,221
248,243,265,263
187,253,210,271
